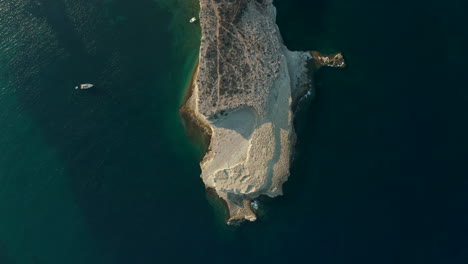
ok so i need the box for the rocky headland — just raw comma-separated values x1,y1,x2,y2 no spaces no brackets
181,0,345,224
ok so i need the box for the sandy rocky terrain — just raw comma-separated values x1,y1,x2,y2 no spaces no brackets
182,0,345,224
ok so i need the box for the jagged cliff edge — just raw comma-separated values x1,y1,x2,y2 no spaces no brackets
180,0,345,224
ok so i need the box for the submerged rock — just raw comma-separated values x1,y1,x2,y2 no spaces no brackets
181,0,344,224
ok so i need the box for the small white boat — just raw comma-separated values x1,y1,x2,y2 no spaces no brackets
189,17,197,23
75,83,94,90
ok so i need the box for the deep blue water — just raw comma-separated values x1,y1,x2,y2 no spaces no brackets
0,0,467,263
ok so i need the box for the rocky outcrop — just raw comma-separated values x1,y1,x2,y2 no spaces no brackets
310,51,346,69
181,0,345,224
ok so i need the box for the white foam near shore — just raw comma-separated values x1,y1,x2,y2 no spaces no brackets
188,49,312,223
183,0,343,223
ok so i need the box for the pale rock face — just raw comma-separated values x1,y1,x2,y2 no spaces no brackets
183,0,345,223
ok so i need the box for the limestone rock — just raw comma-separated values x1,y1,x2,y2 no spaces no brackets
182,0,344,224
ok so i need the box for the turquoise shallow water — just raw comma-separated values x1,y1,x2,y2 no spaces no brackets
0,0,467,263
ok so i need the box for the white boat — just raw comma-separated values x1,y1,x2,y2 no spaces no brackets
189,17,197,23
75,83,94,90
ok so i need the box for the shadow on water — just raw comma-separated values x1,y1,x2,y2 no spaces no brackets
268,0,468,263
6,0,468,263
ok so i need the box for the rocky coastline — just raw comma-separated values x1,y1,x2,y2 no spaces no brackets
181,0,345,224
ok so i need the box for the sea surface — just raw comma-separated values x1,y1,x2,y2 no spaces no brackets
0,0,467,263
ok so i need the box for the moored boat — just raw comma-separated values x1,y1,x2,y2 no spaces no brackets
75,83,94,90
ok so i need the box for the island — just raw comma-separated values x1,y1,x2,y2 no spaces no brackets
181,0,345,224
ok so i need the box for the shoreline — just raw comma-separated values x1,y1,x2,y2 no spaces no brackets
180,0,345,224
179,61,212,156
179,63,233,223
179,60,199,107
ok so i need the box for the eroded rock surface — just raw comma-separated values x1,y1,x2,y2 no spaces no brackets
182,0,345,224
